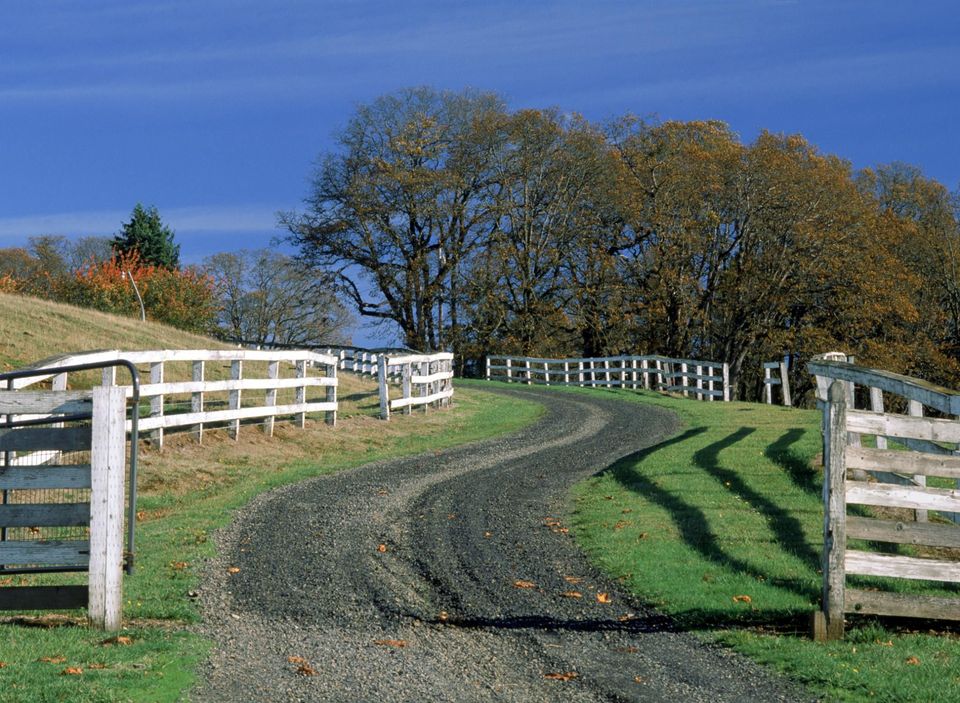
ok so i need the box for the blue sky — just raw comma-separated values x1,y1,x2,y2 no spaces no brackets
2,0,958,344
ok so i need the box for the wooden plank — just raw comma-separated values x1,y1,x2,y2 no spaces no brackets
88,385,126,631
136,376,335,398
807,360,960,416
386,352,454,365
389,388,455,409
0,427,90,453
763,377,783,385
763,362,782,369
846,447,960,479
410,371,455,385
134,401,338,431
846,409,960,444
780,361,792,407
845,588,960,620
0,502,89,528
847,515,960,549
0,585,87,612
846,549,960,583
0,540,89,566
0,391,92,416
846,481,960,513
0,465,91,490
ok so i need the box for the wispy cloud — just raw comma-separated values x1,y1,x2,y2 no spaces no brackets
0,204,283,241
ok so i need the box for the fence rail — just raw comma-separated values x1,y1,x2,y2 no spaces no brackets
486,354,730,401
809,358,960,639
378,353,454,420
13,349,339,448
763,360,792,406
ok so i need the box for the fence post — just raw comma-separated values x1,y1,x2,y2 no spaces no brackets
402,363,412,415
88,385,127,631
265,360,279,436
696,364,703,400
563,361,569,385
325,360,337,426
780,361,792,407
908,400,928,522
525,359,532,385
486,357,491,381
722,363,730,402
378,356,390,420
544,361,550,386
764,365,773,404
294,360,307,428
578,361,584,386
506,358,512,383
229,360,242,440
192,360,204,444
641,358,649,389
815,379,847,641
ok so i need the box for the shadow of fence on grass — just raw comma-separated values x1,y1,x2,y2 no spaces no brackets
603,427,820,611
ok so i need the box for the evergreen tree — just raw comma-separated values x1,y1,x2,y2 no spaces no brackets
112,204,180,268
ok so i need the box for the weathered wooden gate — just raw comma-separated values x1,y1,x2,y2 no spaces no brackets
0,362,139,630
809,359,960,640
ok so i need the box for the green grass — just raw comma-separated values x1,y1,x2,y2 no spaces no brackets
569,386,960,702
0,383,544,702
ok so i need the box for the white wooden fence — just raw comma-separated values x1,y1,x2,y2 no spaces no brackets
320,347,407,379
763,360,792,406
0,386,126,629
486,354,730,401
14,349,339,449
809,358,960,639
378,353,454,420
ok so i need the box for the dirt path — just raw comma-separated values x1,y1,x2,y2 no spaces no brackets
191,387,813,702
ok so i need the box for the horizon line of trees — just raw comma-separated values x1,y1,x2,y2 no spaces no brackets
282,86,960,400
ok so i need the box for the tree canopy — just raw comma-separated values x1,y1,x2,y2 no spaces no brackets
284,87,960,400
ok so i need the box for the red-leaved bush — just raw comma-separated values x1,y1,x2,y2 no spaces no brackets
60,252,217,334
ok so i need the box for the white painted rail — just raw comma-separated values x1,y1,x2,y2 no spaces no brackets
486,354,730,402
13,349,339,449
378,352,454,420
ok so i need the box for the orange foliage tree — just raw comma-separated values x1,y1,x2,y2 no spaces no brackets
60,252,217,334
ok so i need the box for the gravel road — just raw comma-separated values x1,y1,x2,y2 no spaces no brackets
190,386,814,702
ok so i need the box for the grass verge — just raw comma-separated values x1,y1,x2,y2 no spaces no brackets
0,380,543,703
570,387,960,703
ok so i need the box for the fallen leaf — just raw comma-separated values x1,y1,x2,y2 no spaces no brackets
564,576,583,584
634,675,645,684
732,594,752,604
227,566,240,574
136,511,146,521
296,663,317,676
637,532,648,540
170,561,188,571
373,639,407,648
287,656,308,664
561,591,583,599
513,580,536,589
878,640,893,647
88,663,107,670
0,662,5,669
603,496,613,500
615,646,639,654
100,636,133,646
622,508,633,514
377,543,387,553
483,531,492,538
0,578,12,586
438,611,449,622
596,592,611,604
447,513,457,520
544,671,578,681
61,667,83,676
39,656,66,664
618,613,636,622
906,656,921,665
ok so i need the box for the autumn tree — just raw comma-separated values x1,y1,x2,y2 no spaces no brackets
282,87,505,351
112,204,180,269
204,249,352,347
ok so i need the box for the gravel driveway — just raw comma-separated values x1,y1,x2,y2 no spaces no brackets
190,386,814,702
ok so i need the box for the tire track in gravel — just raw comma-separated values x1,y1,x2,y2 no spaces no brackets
191,386,814,702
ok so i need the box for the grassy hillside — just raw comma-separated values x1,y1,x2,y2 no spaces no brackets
0,292,233,372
